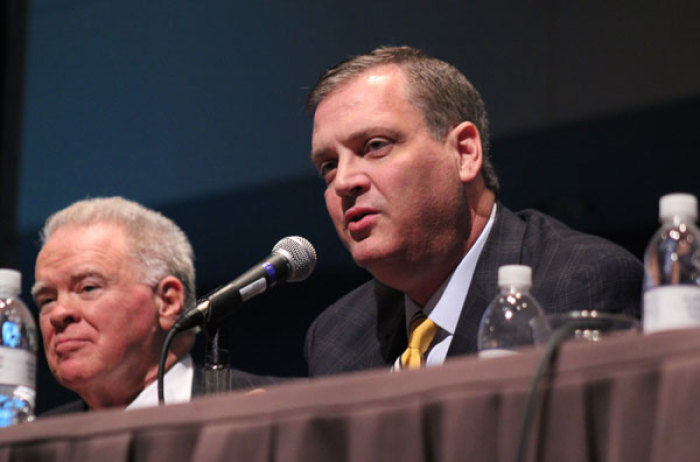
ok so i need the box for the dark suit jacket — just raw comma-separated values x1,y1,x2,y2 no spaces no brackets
40,398,88,416
305,204,644,377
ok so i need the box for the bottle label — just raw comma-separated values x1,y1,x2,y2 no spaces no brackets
644,286,700,332
0,347,36,388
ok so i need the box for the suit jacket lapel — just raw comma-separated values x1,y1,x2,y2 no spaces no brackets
448,204,526,356
374,281,408,365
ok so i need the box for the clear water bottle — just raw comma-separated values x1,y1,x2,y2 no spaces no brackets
0,269,37,426
643,193,700,333
477,265,546,357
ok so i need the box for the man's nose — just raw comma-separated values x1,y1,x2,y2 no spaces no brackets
49,297,81,330
333,155,370,198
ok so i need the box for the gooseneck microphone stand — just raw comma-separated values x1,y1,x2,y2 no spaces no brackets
195,323,233,395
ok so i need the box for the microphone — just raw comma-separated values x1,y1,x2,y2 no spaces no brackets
172,236,317,332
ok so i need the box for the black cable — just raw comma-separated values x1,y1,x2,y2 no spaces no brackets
514,319,609,462
157,327,180,405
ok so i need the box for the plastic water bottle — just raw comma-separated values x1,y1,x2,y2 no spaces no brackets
478,265,547,357
643,193,700,332
0,269,37,426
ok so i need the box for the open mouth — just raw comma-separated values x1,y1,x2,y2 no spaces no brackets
350,212,370,223
346,210,376,235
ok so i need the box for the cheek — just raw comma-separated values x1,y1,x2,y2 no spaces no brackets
84,294,154,338
86,308,154,358
124,294,160,330
39,316,53,342
106,301,152,331
324,190,343,224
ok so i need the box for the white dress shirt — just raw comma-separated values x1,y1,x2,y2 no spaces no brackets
126,353,194,410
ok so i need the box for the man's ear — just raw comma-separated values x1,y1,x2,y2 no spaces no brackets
448,121,483,183
153,276,186,331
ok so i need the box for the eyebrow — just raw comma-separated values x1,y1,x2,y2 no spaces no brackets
31,269,107,301
30,282,47,301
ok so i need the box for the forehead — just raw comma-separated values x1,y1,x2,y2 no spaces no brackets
315,66,411,116
311,66,425,151
36,222,135,277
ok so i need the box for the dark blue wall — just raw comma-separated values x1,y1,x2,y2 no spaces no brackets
15,0,700,412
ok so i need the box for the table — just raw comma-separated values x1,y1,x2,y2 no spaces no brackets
1,328,699,461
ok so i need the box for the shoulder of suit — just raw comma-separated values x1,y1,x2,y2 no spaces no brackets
39,399,88,417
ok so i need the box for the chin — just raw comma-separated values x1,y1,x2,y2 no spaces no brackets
54,362,93,388
350,242,398,272
349,241,378,264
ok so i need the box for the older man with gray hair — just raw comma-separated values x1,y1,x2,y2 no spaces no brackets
32,196,197,413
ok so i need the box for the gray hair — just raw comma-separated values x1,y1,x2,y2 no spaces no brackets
40,197,196,309
307,45,499,193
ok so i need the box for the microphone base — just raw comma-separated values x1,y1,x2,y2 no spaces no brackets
193,326,234,396
193,366,234,396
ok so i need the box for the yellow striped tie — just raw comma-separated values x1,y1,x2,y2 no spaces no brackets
400,312,438,369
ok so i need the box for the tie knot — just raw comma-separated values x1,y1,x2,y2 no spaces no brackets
408,312,437,351
401,312,438,369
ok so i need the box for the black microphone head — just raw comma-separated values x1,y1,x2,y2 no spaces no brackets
272,236,317,282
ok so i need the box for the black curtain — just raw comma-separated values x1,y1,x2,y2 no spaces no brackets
1,0,28,267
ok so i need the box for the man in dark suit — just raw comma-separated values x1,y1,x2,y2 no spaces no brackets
33,197,198,413
305,46,643,376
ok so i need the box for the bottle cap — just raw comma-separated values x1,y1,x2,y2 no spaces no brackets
498,265,532,289
659,193,697,221
0,269,21,294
